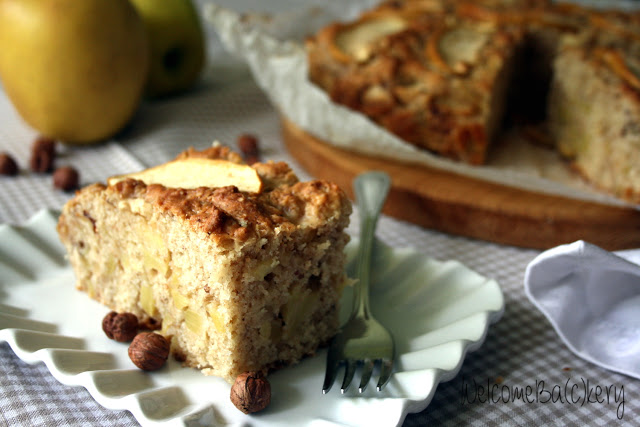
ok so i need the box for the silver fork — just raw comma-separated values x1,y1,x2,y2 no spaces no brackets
322,171,395,394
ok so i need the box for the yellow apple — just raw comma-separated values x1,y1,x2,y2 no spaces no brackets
0,0,149,144
129,0,206,98
108,157,263,193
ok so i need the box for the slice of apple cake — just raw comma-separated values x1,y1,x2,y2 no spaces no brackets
57,145,352,382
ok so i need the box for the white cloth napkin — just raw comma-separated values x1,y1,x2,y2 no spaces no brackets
525,240,640,379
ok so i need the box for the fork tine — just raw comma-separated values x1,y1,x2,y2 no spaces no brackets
341,360,357,394
376,359,394,391
322,359,340,394
358,359,375,393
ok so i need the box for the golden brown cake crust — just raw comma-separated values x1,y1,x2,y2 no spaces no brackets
108,162,351,240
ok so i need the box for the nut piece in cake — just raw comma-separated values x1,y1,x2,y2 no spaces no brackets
57,146,352,382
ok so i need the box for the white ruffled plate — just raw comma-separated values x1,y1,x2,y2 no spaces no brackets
0,209,504,426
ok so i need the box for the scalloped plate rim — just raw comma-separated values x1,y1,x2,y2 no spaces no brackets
0,209,504,427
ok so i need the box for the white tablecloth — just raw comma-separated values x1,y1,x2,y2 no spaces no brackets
0,1,637,425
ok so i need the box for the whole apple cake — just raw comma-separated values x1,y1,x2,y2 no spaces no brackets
307,0,640,202
57,145,352,382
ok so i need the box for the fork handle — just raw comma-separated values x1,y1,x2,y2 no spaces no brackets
352,171,391,319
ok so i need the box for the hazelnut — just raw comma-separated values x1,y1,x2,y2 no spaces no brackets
53,166,80,191
30,137,56,173
0,153,18,176
237,134,259,158
128,332,170,371
245,155,259,166
230,371,271,414
102,311,139,342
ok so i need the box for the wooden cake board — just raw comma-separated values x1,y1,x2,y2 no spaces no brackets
281,117,640,251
